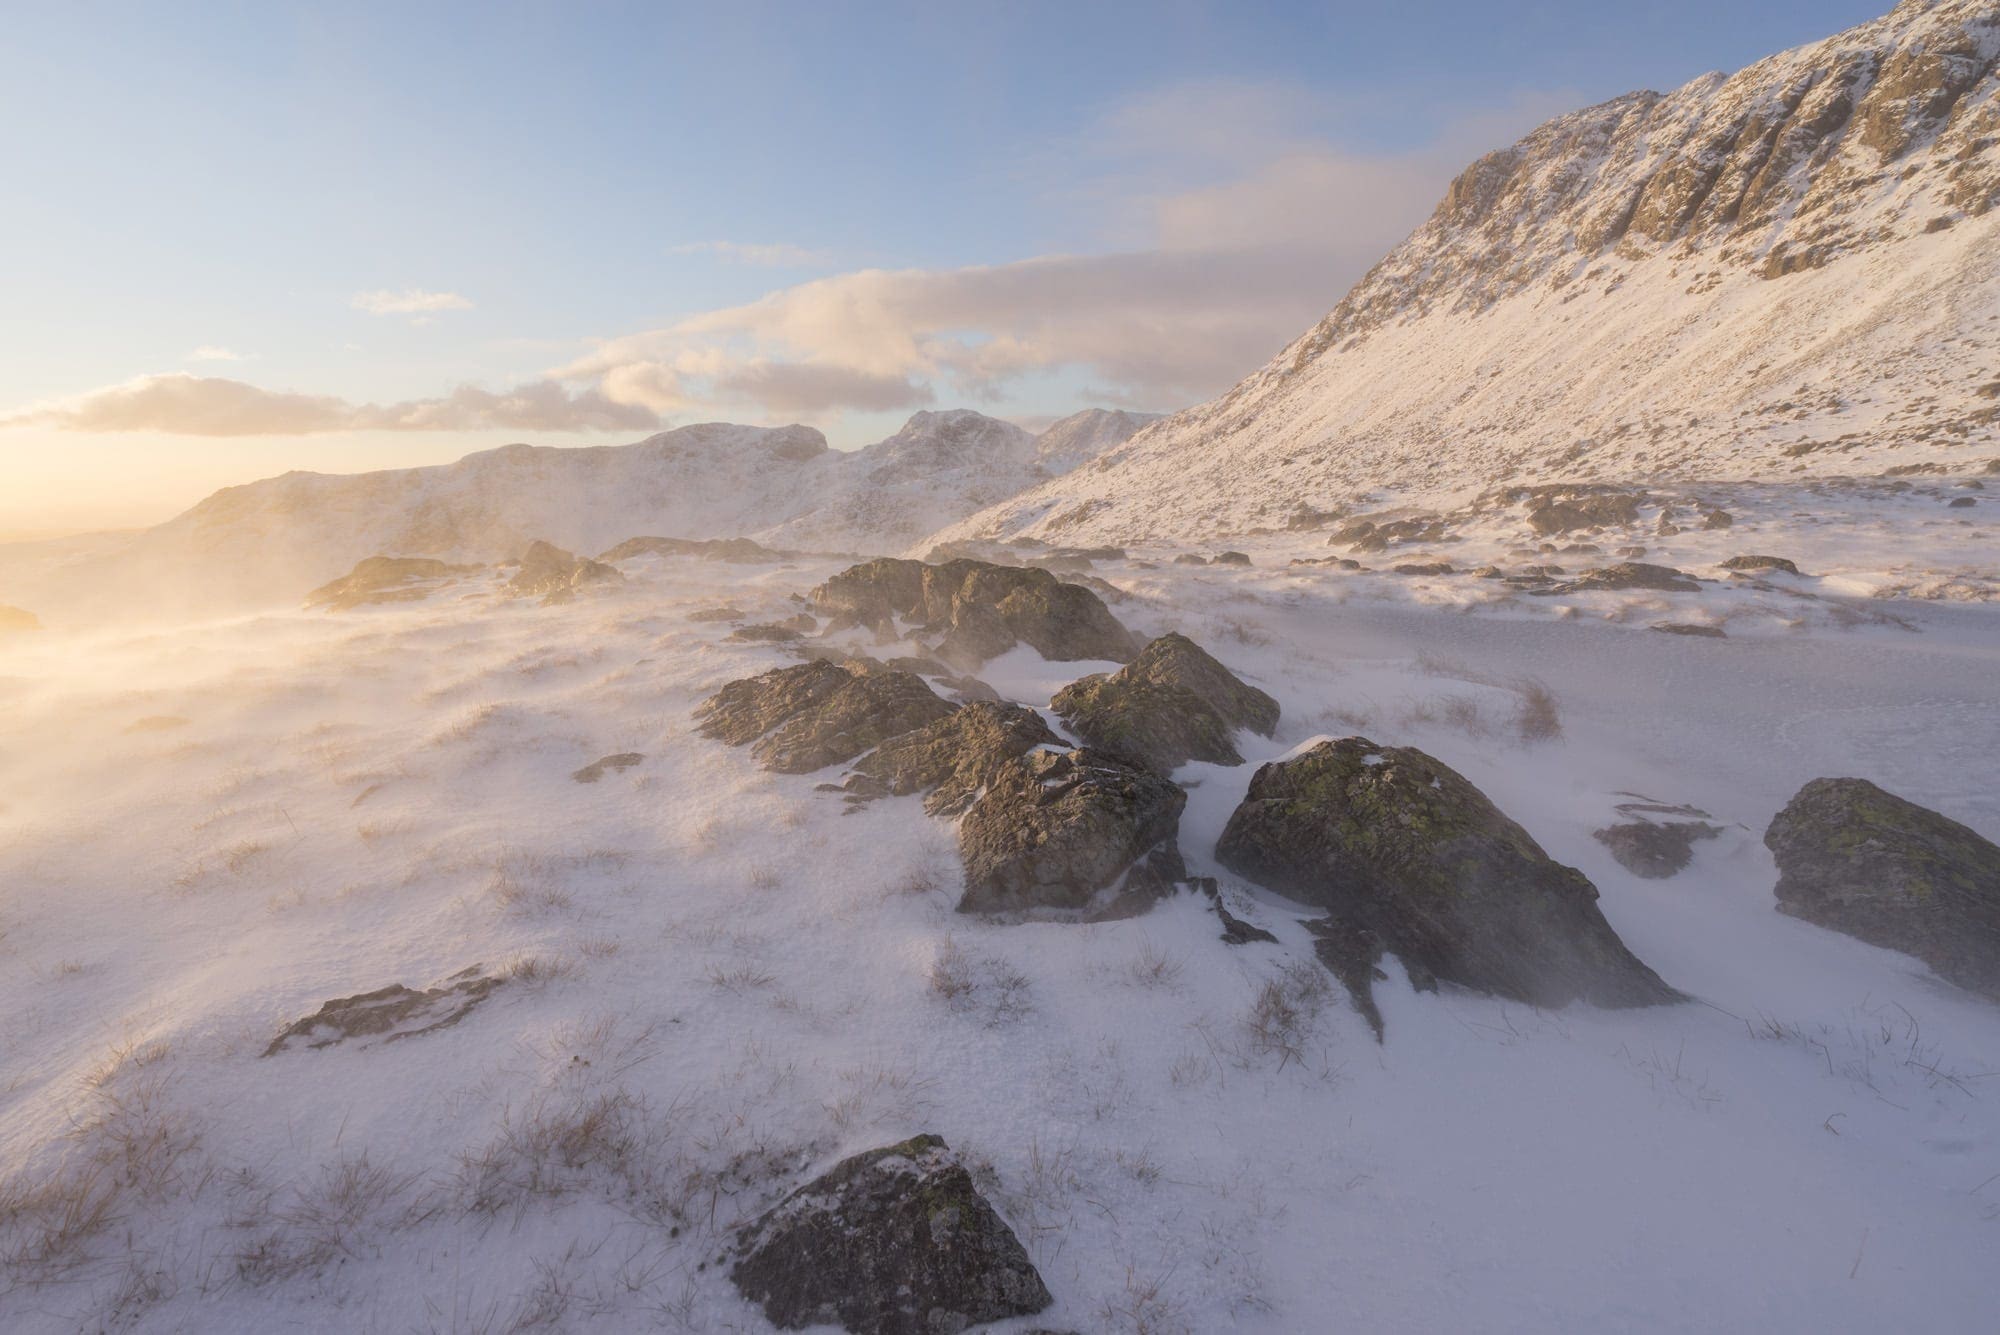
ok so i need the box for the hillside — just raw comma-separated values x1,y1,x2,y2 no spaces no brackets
932,0,2000,547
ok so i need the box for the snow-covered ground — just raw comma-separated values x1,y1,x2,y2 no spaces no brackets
3,547,1997,1333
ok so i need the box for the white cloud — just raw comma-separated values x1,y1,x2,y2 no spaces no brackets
669,240,829,267
186,345,244,362
350,288,475,315
0,373,656,437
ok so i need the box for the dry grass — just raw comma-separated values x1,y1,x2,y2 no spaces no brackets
1244,962,1335,1071
1123,940,1187,990
926,936,1032,1025
236,1152,435,1285
452,1087,696,1228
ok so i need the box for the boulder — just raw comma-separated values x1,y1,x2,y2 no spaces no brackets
687,605,747,622
698,663,958,775
1051,632,1279,775
0,603,43,633
263,967,502,1057
1765,778,2000,1000
730,623,806,643
1949,496,1978,508
1216,739,1681,1035
1593,821,1721,878
598,535,787,563
508,540,623,603
1700,509,1735,530
959,748,1185,915
731,1135,1051,1335
1537,562,1702,594
1721,554,1802,576
572,753,643,783
1651,622,1727,638
1212,551,1252,566
846,702,1061,816
809,558,1138,668
305,556,481,611
1392,561,1455,576
1173,553,1210,566
1524,491,1643,535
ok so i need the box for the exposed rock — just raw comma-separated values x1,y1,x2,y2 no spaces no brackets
731,1134,1051,1335
1173,554,1210,566
687,605,746,622
1949,496,1978,508
263,967,502,1057
809,558,1138,668
1051,633,1280,775
0,603,43,633
1700,509,1735,530
1538,562,1702,594
846,702,1061,816
959,748,1185,915
1765,778,2000,1000
1191,876,1278,945
305,556,481,611
507,540,623,603
599,535,788,563
1212,551,1253,566
1721,554,1802,575
1216,738,1681,1035
1392,561,1456,576
1525,491,1644,535
572,753,643,783
1651,622,1728,638
1594,821,1722,878
697,664,958,775
730,623,806,643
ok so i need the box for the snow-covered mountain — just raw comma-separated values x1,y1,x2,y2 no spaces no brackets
933,0,2000,546
0,407,1155,620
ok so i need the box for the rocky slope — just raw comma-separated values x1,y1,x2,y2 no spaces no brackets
0,408,1152,619
932,0,2000,546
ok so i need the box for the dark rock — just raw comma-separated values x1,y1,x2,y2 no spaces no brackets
1212,551,1253,566
508,540,623,603
1525,492,1643,535
760,674,956,775
959,748,1185,915
809,558,1138,669
1052,633,1279,775
1191,877,1278,945
572,753,643,783
305,557,481,611
1539,562,1702,594
1652,622,1727,638
846,702,1061,816
1949,496,1977,508
731,1134,1051,1335
1392,561,1455,576
1594,821,1721,878
1721,555,1802,575
687,605,747,622
730,623,806,643
598,535,787,563
1700,509,1735,530
1173,554,1210,566
1765,778,2000,1000
1216,739,1681,1035
263,967,502,1057
696,661,852,747
938,674,1003,704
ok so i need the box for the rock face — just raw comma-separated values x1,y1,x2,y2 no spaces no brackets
695,662,958,774
959,748,1186,915
1765,777,2000,999
304,556,480,610
1052,633,1280,774
507,540,623,602
810,558,1138,668
1216,739,1681,1034
731,1134,1052,1335
263,968,502,1057
1594,821,1721,878
846,702,1062,816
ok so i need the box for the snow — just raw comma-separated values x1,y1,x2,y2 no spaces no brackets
3,550,1997,1333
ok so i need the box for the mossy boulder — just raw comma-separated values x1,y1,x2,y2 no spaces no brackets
1052,632,1279,775
959,748,1185,915
809,557,1138,667
1765,778,2000,1000
695,661,957,774
1216,739,1682,1035
847,702,1062,816
731,1134,1051,1335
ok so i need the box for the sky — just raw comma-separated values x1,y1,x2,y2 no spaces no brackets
0,0,1889,537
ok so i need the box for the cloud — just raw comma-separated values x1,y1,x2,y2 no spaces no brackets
0,373,656,437
350,288,475,315
186,345,244,362
670,241,829,268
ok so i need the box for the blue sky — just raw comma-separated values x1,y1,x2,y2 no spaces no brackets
0,0,1887,534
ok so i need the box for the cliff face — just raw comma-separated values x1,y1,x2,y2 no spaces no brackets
933,0,2000,546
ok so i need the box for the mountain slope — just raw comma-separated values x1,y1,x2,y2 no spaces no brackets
932,0,2000,546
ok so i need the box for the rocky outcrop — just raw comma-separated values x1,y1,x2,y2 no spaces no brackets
572,753,642,783
507,540,623,603
1721,554,1803,576
598,535,788,563
731,1135,1051,1335
1052,632,1280,774
1539,562,1702,594
304,556,481,611
810,558,1138,667
1594,820,1721,878
695,661,957,774
1765,777,2000,999
263,967,502,1056
845,702,1062,815
1216,739,1681,1035
959,748,1185,915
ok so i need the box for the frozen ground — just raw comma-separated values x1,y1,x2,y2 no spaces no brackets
2,548,1998,1333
